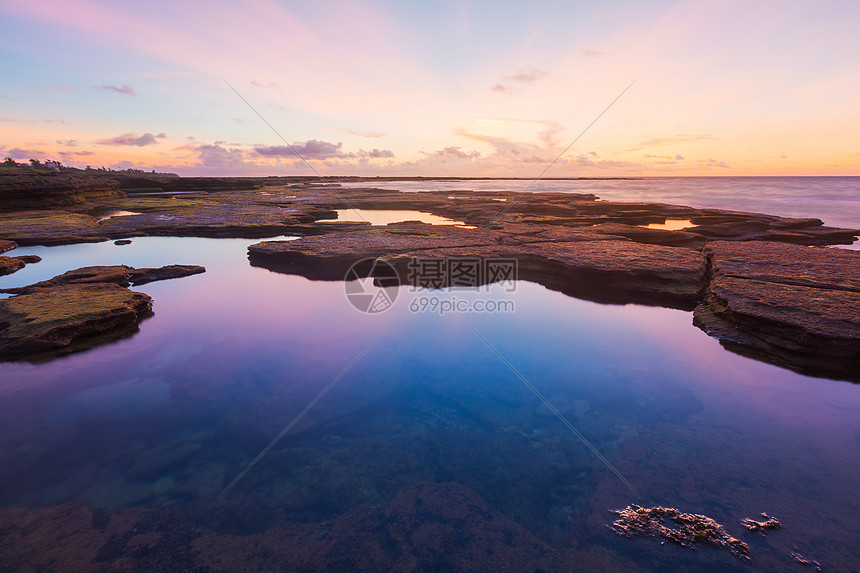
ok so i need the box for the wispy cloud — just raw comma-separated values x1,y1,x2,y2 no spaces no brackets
255,140,344,160
420,146,481,160
96,132,162,146
700,158,730,168
254,140,394,160
196,144,250,168
55,139,78,146
96,83,136,96
346,129,386,138
250,80,280,88
629,134,713,151
41,82,73,92
492,67,547,93
357,148,394,158
506,68,546,84
643,153,685,160
5,147,46,159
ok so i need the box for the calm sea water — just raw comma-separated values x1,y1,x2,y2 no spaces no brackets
342,176,860,231
0,179,858,570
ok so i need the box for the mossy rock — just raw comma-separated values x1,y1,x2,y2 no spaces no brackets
0,283,153,361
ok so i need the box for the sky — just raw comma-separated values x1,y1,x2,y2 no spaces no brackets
1,0,858,177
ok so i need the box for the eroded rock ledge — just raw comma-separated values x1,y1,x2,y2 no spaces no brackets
241,185,858,382
0,176,857,378
249,222,707,309
0,264,205,361
694,241,860,381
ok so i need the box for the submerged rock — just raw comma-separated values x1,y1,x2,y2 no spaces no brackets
740,513,781,535
788,550,822,571
608,504,750,560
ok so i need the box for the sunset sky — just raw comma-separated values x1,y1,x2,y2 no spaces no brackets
1,0,858,177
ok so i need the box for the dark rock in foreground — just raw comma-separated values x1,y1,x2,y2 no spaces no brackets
0,264,205,361
694,242,860,381
0,283,152,361
0,254,40,277
608,504,750,560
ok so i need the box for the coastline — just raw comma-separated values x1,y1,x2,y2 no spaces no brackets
1,173,858,381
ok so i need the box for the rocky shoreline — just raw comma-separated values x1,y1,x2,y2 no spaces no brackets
0,174,857,380
0,264,205,361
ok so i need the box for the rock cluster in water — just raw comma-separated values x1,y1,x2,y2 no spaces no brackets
608,504,750,560
740,512,781,535
0,264,205,361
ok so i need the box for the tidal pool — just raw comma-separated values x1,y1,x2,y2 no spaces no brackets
0,236,857,571
641,219,697,231
319,208,470,226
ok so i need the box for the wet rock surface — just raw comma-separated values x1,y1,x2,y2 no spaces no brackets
0,264,206,295
0,283,153,361
0,264,205,361
608,504,751,560
741,513,782,535
0,175,858,378
694,241,860,381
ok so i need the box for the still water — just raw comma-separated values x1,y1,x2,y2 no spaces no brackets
0,234,858,570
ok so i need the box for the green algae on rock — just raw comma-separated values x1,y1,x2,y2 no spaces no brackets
0,283,153,361
0,264,206,361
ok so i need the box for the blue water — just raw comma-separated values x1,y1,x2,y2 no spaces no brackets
341,176,860,230
1,232,858,571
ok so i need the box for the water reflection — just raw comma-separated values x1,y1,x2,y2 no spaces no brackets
0,237,858,570
319,209,470,226
641,219,697,231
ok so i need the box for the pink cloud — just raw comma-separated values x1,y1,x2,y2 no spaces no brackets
96,133,160,146
97,83,135,96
